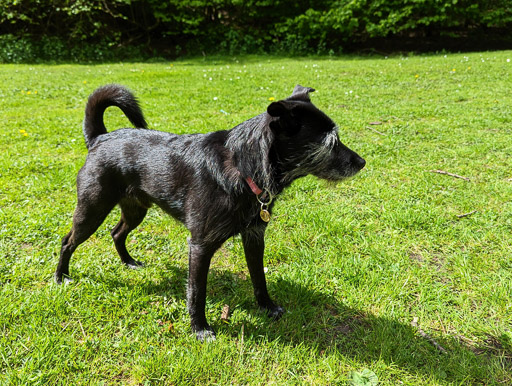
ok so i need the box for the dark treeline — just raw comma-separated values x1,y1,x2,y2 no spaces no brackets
1,0,512,61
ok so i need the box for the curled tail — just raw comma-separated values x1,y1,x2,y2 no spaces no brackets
83,84,148,149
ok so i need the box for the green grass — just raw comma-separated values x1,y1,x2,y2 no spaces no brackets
1,52,512,384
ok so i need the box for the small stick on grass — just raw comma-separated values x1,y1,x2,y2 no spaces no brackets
221,304,230,323
78,319,87,341
429,170,470,181
456,210,477,218
411,317,447,354
366,126,387,136
436,312,447,334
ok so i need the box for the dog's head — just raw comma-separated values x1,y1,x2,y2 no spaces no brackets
267,85,365,183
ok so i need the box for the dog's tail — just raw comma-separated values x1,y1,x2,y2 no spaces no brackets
83,84,148,149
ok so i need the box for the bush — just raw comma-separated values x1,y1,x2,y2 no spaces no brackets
0,34,151,63
274,0,512,50
1,0,511,61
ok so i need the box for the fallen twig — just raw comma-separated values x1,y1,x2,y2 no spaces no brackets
456,210,477,218
221,304,230,323
78,319,87,341
429,170,470,181
366,126,387,136
411,317,447,354
436,312,447,335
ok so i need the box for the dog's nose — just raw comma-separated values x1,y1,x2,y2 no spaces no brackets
353,155,366,170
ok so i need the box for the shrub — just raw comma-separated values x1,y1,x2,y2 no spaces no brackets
0,0,511,61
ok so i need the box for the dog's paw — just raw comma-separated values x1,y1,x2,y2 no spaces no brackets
54,274,73,285
125,260,144,270
195,328,216,342
263,305,285,320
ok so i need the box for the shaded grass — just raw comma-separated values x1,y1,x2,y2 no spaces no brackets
1,52,512,384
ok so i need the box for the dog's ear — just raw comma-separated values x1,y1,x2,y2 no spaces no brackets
267,101,299,134
267,101,290,117
288,85,315,102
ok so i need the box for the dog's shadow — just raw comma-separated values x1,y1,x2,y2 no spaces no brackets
101,261,506,383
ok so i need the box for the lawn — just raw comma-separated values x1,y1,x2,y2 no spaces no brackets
1,52,511,384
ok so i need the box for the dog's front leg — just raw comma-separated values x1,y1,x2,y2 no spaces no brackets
241,228,284,319
187,238,218,342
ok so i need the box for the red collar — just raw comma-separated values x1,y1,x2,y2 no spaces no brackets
245,177,263,196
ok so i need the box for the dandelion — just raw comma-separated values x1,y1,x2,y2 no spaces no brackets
83,81,87,84
27,91,31,95
452,68,456,72
19,129,28,136
467,66,471,70
268,97,275,101
415,74,419,78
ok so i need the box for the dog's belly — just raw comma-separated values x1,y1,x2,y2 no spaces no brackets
123,181,188,223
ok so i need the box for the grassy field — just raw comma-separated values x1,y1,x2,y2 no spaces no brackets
1,52,511,384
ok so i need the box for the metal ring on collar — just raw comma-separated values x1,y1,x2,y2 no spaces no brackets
256,189,273,206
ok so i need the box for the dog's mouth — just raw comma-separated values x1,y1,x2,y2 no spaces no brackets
314,154,366,182
322,168,365,188
319,171,361,183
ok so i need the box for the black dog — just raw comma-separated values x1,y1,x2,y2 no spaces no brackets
55,84,365,341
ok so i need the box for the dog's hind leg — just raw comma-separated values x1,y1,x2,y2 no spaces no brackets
111,200,147,268
55,198,117,284
241,228,284,319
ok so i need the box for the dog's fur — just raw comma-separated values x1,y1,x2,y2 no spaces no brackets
55,84,365,341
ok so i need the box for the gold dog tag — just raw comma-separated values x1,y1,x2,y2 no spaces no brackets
260,209,271,222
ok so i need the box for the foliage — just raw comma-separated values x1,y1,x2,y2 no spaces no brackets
1,52,512,384
0,34,153,63
0,0,511,59
275,0,512,50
